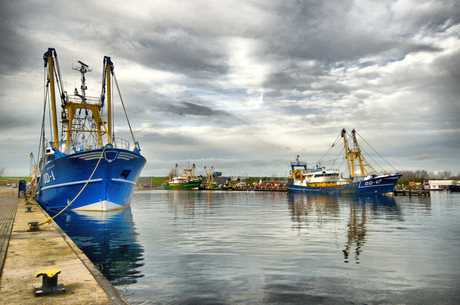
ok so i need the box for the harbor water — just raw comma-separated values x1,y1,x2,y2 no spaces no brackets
53,190,460,304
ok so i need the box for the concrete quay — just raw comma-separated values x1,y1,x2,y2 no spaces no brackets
0,185,128,304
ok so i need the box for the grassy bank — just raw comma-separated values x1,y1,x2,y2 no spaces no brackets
0,177,31,182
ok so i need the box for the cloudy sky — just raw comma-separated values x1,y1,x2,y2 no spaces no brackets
1,0,460,178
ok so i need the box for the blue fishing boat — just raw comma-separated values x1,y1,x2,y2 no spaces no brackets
31,48,146,212
288,129,402,195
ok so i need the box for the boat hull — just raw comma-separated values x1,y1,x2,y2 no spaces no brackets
165,180,202,190
36,148,146,212
449,185,460,192
288,174,402,195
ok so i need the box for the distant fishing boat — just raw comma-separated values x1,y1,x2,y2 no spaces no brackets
253,180,287,191
31,48,146,212
201,166,223,190
165,164,202,190
288,129,402,195
232,182,249,190
449,184,460,192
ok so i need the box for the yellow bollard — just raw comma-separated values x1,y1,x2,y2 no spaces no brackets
34,268,66,296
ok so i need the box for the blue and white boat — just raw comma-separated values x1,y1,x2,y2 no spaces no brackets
288,129,402,195
32,48,146,212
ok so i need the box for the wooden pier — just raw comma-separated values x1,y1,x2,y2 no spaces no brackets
393,185,430,196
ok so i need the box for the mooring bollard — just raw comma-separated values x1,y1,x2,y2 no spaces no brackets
28,222,40,231
34,268,66,297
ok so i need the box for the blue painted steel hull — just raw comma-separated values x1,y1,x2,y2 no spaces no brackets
288,174,402,195
36,148,146,212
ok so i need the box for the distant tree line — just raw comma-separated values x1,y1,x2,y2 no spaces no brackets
397,170,460,184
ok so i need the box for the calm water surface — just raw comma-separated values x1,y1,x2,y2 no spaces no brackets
54,191,460,304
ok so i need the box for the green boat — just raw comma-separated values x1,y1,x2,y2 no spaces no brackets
165,164,202,190
165,177,202,190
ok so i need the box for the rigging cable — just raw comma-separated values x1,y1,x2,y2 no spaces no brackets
45,69,54,148
52,49,66,106
355,131,411,183
41,67,49,159
358,145,386,173
317,132,342,165
112,72,136,146
355,131,398,173
27,69,50,202
334,145,346,170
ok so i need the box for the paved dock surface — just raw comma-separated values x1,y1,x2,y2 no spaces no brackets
0,185,128,304
0,187,18,277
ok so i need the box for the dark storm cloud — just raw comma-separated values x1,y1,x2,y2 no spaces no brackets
164,102,230,117
2,0,460,176
0,110,24,131
262,64,329,92
432,50,460,95
0,2,35,75
265,1,457,62
134,36,229,78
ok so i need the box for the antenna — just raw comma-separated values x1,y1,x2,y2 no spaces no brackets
72,60,92,100
77,60,89,67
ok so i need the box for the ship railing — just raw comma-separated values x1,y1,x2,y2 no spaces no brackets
63,137,131,154
111,137,130,150
291,161,307,166
66,95,101,105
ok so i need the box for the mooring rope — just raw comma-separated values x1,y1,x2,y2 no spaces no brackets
35,146,107,227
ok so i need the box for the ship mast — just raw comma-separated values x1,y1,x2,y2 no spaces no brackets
61,57,113,151
73,60,91,101
43,48,60,151
42,49,131,155
342,129,352,178
104,56,113,142
184,163,198,181
343,129,378,179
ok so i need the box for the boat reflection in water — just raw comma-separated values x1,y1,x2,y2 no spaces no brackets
288,193,401,263
52,208,144,285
